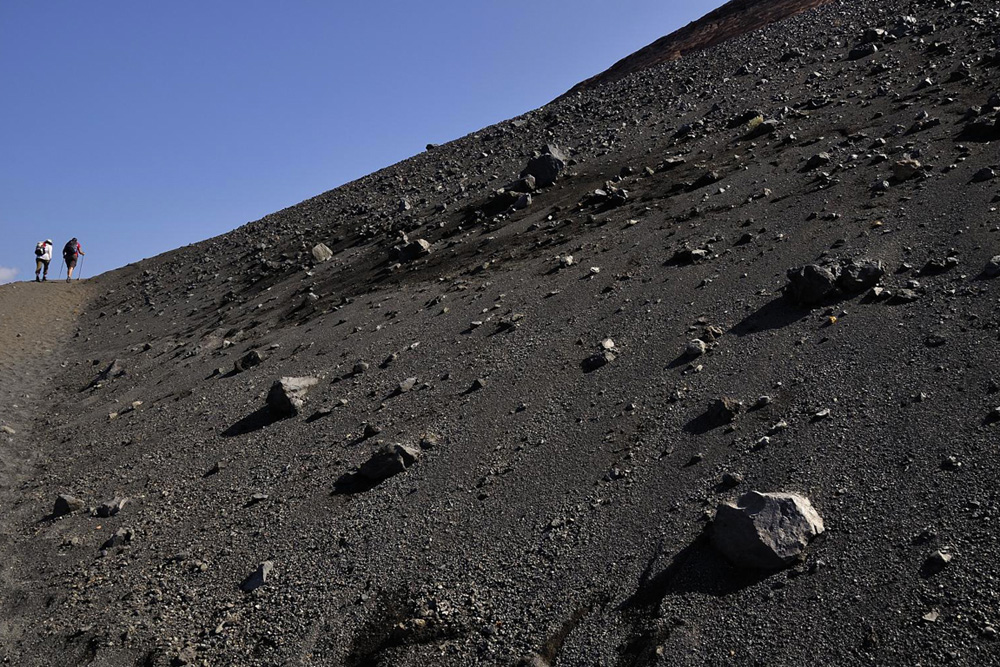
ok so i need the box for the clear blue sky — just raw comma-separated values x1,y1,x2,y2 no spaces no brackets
0,1,723,283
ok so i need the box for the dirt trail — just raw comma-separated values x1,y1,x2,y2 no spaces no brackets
0,279,95,656
0,279,94,421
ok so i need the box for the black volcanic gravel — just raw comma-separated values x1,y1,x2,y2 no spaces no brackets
3,0,1000,665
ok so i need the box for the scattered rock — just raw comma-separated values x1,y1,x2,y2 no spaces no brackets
805,153,832,170
357,444,421,482
849,42,879,60
720,472,744,489
812,408,832,421
399,239,433,262
690,170,722,190
837,259,884,293
686,339,707,357
582,350,616,373
889,288,921,304
96,497,127,518
234,349,266,373
712,491,825,569
707,397,744,425
786,264,838,305
982,256,1000,278
922,549,953,576
266,376,320,417
892,159,922,182
53,494,85,516
941,455,961,471
240,561,274,593
741,119,780,141
101,527,134,550
520,145,567,188
311,243,333,263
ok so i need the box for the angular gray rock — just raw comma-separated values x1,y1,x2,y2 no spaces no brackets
983,255,1000,278
707,397,743,425
805,153,831,170
53,494,85,516
849,42,879,60
234,349,265,373
101,527,134,550
712,491,825,569
741,118,779,141
266,376,320,417
892,158,922,182
520,145,567,188
358,444,421,482
311,243,333,263
96,497,127,518
399,239,432,262
837,259,884,293
686,339,707,357
240,561,274,592
507,174,536,193
786,264,838,305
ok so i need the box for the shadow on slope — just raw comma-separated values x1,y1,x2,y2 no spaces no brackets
221,407,286,437
730,295,807,337
617,534,769,666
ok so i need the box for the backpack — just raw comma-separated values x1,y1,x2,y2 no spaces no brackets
63,240,76,259
35,242,45,257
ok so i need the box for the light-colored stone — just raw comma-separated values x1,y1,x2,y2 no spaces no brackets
686,339,707,357
712,491,825,569
311,243,333,263
266,376,320,416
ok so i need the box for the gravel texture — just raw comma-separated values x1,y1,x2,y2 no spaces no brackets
3,0,1000,664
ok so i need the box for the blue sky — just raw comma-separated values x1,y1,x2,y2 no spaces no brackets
0,1,723,283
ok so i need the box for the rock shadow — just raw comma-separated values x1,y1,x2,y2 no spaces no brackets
730,295,807,337
305,410,333,423
332,473,384,496
683,411,729,435
666,353,693,370
222,406,285,437
617,534,770,667
624,534,768,608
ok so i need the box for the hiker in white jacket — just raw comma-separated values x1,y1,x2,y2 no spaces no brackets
34,239,53,282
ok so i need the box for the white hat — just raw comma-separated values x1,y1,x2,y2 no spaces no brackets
46,239,53,244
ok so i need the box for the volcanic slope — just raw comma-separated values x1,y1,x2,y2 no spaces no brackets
4,0,1000,665
566,0,835,96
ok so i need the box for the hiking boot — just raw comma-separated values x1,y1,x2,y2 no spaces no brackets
42,277,47,282
66,277,71,283
35,276,40,282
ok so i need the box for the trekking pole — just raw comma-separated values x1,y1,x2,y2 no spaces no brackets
59,258,65,279
77,255,85,280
